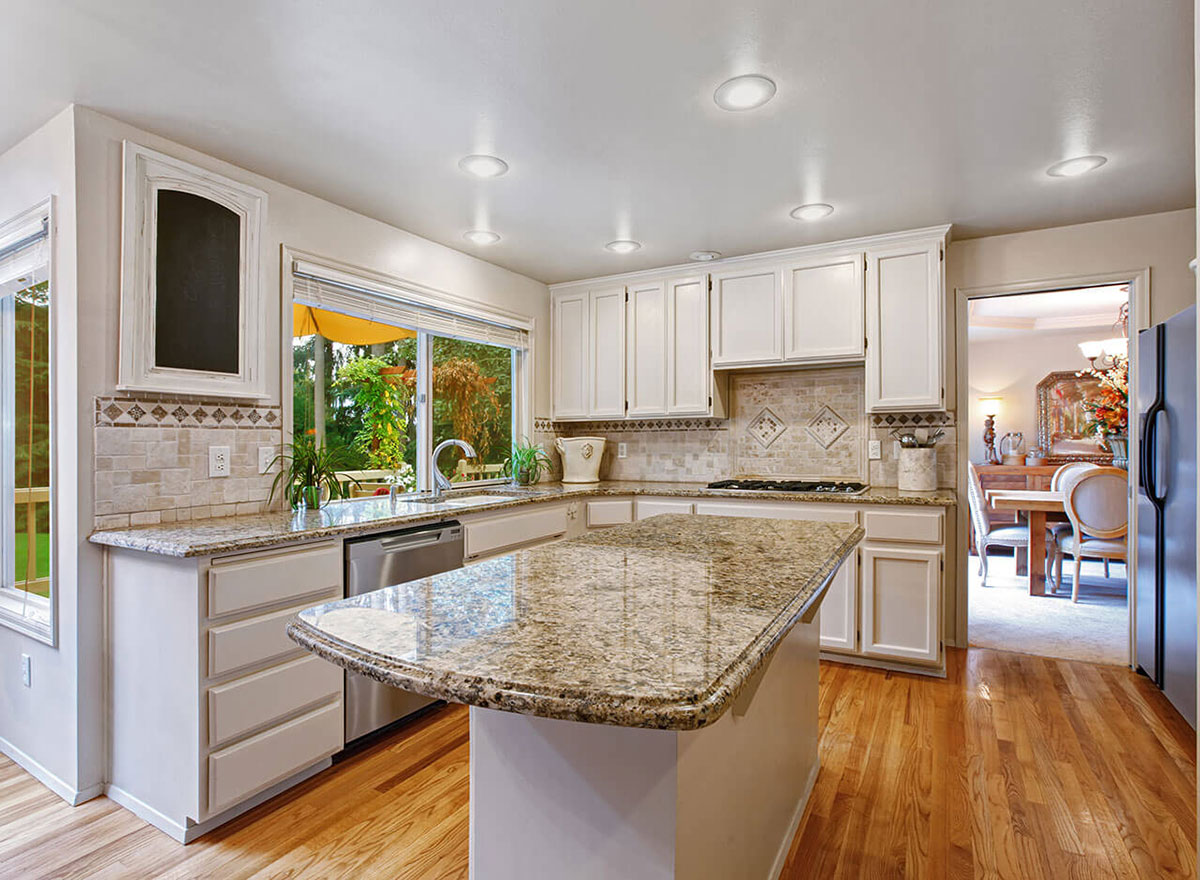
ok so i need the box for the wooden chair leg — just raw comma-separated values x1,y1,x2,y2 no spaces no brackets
980,546,989,587
1054,548,1063,593
1072,554,1082,603
1104,559,1110,578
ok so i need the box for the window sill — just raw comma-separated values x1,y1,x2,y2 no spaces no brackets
0,588,54,645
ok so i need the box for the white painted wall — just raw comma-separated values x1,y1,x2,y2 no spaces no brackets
967,327,1111,463
0,108,92,800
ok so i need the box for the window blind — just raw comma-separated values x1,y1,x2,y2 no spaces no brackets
0,216,48,292
292,260,530,350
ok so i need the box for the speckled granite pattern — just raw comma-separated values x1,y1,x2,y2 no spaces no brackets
88,480,951,557
287,515,863,730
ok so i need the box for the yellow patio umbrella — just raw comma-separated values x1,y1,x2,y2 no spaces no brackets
292,303,416,345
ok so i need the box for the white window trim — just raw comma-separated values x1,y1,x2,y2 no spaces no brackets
281,246,535,494
0,198,55,646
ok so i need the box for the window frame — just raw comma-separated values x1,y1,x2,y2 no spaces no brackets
0,198,55,646
282,247,535,496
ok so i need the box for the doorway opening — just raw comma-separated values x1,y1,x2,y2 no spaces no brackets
963,283,1135,665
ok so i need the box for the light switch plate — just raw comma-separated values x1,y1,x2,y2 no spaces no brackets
258,446,276,475
868,440,882,460
617,442,628,459
209,445,231,478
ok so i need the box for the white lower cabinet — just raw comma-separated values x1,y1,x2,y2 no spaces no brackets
586,499,634,527
634,497,695,519
860,544,941,663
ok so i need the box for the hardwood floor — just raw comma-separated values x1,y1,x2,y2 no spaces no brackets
0,648,1193,879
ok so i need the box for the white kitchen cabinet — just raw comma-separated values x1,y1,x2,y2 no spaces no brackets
865,240,944,411
782,252,865,363
710,267,782,366
634,498,695,519
626,280,668,416
860,544,941,663
666,275,713,414
589,286,628,418
552,290,589,419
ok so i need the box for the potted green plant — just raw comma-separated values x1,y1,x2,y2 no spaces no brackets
502,439,553,487
268,436,357,510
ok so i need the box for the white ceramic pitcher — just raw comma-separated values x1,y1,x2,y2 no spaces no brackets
555,437,605,483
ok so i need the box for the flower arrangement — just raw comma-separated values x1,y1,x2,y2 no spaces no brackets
1078,355,1128,439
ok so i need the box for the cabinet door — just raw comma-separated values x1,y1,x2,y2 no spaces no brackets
589,287,627,418
865,241,943,411
667,275,711,414
783,252,864,362
626,281,668,416
819,549,858,654
552,291,589,419
860,545,940,663
710,268,781,366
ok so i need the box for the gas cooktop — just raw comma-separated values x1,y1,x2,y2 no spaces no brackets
706,479,869,495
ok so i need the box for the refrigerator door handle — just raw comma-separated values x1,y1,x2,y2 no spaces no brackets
1153,409,1169,500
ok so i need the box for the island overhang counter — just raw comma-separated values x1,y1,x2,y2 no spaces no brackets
288,514,862,879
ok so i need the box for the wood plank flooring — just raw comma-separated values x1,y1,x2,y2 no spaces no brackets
0,647,1193,879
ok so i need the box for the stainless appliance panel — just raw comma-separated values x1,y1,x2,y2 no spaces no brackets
1135,323,1162,683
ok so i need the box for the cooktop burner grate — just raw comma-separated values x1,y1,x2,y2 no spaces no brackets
706,479,869,495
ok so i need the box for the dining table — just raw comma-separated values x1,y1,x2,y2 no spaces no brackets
987,488,1065,596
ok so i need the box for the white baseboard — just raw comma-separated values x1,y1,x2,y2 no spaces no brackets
820,651,947,678
0,734,103,806
104,784,190,842
769,758,820,880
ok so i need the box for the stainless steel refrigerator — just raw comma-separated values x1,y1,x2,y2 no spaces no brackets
1136,304,1197,728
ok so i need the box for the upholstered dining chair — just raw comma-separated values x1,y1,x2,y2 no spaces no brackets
968,461,1034,586
1053,466,1129,602
1045,462,1098,590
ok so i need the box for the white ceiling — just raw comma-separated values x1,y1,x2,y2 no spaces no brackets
968,285,1130,341
1,1,1194,284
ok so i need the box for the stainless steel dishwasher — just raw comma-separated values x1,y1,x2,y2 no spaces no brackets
343,520,465,745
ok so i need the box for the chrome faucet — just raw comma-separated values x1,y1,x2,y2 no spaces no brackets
428,438,477,502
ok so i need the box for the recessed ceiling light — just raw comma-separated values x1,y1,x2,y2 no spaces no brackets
605,240,642,254
713,75,777,111
689,251,722,262
463,229,501,246
458,154,509,178
1046,155,1107,178
790,203,834,221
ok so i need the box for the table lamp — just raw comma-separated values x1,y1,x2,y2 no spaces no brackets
978,397,1003,464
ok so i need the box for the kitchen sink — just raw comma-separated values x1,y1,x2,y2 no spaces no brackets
407,493,521,507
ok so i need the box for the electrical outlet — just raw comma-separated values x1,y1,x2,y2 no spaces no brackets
209,445,231,478
617,442,628,459
21,653,30,688
258,446,276,475
868,440,882,460
893,440,902,458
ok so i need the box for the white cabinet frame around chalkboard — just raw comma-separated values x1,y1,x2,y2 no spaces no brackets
118,142,269,399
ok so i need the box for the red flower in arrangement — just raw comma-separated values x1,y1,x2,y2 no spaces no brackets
1078,356,1128,438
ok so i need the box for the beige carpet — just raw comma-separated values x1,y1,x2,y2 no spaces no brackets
968,553,1129,665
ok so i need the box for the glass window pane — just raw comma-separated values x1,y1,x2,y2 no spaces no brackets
430,336,515,485
292,306,418,497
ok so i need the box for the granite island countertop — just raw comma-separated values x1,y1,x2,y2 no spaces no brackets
287,514,863,730
88,479,954,558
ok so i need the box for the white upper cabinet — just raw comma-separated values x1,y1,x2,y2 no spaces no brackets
626,280,668,416
783,252,865,363
666,275,711,415
865,239,944,411
551,291,589,419
710,267,782,366
589,287,628,418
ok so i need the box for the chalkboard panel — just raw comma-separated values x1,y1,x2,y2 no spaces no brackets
154,189,241,375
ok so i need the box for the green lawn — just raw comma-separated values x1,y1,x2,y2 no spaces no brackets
14,532,50,597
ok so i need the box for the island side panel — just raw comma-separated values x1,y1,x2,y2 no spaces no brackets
469,709,680,880
675,619,821,880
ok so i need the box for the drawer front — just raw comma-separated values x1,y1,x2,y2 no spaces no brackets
209,543,342,619
207,699,342,815
634,498,695,520
586,499,633,527
694,500,858,524
862,508,942,544
207,593,338,679
466,506,568,558
208,655,343,749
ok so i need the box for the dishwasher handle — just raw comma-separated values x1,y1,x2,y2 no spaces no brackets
377,529,458,551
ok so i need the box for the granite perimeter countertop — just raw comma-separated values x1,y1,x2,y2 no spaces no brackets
287,514,863,730
87,480,953,557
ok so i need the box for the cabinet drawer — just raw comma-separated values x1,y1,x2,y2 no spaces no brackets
634,498,695,520
208,655,343,749
208,543,341,619
587,499,633,527
862,509,942,544
207,700,342,815
466,506,569,558
207,593,338,679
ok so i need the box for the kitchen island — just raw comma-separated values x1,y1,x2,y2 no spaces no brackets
288,514,862,879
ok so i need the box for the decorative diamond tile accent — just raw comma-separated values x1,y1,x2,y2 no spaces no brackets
103,403,122,421
172,406,189,421
192,407,209,422
211,407,227,422
150,405,168,421
94,397,283,429
746,407,786,449
869,411,955,428
230,409,245,423
248,409,261,423
126,404,146,421
806,405,850,449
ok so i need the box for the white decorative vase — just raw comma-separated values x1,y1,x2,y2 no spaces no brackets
897,447,937,492
555,436,605,483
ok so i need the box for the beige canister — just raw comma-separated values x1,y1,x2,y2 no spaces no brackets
897,447,937,492
555,436,606,483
